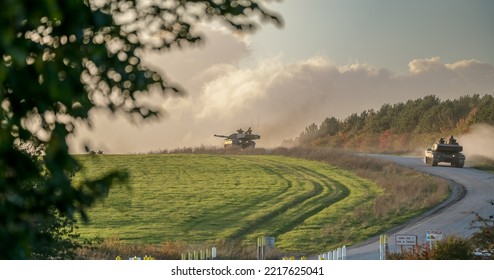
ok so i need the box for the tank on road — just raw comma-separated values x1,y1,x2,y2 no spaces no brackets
424,136,465,168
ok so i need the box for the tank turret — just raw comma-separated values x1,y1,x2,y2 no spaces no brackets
214,127,260,149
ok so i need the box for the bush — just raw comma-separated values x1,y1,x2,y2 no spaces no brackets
388,235,473,260
433,235,473,260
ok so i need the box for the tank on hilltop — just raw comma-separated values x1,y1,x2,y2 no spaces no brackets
424,135,465,168
214,127,260,149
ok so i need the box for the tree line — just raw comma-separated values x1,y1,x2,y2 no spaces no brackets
296,94,494,152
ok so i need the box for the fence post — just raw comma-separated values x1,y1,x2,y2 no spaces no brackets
380,234,388,260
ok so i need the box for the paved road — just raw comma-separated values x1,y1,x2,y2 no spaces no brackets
345,155,494,260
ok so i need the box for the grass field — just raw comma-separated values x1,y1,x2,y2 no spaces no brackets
73,154,385,254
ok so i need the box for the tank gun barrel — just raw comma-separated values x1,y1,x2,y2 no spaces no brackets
214,134,229,138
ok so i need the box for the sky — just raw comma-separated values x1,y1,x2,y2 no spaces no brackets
69,0,494,154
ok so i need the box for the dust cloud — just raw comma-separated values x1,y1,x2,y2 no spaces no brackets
458,124,494,161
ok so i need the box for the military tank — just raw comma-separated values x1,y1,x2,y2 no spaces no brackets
424,136,465,168
214,127,260,149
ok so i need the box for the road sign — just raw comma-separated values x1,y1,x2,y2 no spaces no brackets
426,230,443,241
395,234,417,246
265,236,275,247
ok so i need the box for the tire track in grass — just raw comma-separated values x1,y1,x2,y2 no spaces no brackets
182,157,338,240
225,157,349,240
277,172,381,253
179,156,294,236
216,157,322,239
263,165,350,236
182,155,326,239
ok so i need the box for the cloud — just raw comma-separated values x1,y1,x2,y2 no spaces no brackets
142,25,251,93
408,57,446,74
69,28,494,153
197,65,269,119
406,56,494,94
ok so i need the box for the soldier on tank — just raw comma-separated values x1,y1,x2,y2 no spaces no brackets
448,135,457,144
439,137,445,144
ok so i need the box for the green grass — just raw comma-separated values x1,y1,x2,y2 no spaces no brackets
73,154,386,253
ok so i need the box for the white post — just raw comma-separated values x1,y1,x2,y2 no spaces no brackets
212,246,216,260
379,235,387,260
380,235,384,260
